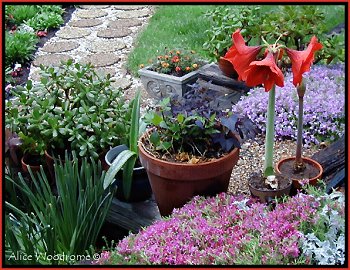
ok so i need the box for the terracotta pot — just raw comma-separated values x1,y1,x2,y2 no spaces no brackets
138,136,240,216
44,150,66,182
98,149,110,171
218,57,238,79
105,145,152,202
276,157,323,189
248,174,292,203
21,154,43,174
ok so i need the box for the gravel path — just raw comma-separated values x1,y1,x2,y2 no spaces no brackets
28,5,156,104
229,135,320,195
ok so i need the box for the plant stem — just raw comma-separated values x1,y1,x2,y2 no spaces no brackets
264,85,276,177
295,95,304,164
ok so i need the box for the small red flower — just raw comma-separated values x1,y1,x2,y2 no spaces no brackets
286,36,322,86
244,52,284,92
175,66,181,72
223,29,262,81
37,30,48,37
172,55,180,63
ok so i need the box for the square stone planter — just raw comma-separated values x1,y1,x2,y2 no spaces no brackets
138,65,206,99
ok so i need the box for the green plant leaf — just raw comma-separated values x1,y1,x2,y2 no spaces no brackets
103,149,136,189
129,90,141,153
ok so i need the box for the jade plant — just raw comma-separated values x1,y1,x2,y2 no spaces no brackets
223,29,322,183
5,60,132,159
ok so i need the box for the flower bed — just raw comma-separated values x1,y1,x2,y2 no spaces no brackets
233,64,345,147
93,187,345,265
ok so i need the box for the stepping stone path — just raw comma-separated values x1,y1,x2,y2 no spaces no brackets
29,5,155,94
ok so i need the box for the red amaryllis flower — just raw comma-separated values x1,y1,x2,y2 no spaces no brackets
244,52,284,92
286,36,322,86
223,29,262,81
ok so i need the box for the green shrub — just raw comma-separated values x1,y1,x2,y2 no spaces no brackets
6,5,39,25
5,29,38,67
25,5,64,30
5,153,114,265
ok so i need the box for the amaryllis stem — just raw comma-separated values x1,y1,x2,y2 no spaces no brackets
264,85,276,177
295,95,304,164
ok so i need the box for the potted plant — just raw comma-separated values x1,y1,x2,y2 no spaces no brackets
104,90,152,202
223,29,322,202
136,84,257,216
275,39,324,189
6,60,132,178
138,48,207,99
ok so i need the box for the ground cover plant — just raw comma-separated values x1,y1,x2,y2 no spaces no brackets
93,185,345,265
233,64,345,147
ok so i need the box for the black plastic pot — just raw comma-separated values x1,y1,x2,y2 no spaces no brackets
105,145,152,202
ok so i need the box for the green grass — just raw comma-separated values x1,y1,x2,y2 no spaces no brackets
127,4,345,75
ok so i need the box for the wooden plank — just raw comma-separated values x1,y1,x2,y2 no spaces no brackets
106,196,161,233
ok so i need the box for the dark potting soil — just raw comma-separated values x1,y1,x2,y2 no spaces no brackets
249,172,291,191
23,154,43,166
278,159,319,180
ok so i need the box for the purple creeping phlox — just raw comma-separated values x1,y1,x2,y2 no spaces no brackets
93,191,344,265
233,64,345,147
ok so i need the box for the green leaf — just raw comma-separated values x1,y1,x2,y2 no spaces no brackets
177,114,184,123
149,131,160,146
103,149,136,189
129,90,141,153
122,156,137,200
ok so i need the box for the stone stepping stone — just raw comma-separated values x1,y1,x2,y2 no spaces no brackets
111,77,132,90
88,39,126,53
33,54,73,67
69,18,103,28
97,28,132,38
108,19,142,28
41,41,79,53
94,67,117,78
113,5,147,10
75,9,108,19
80,53,120,67
79,5,110,9
56,27,91,39
115,9,150,19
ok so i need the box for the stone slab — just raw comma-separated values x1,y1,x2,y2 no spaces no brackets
94,67,117,78
79,5,110,9
69,18,103,28
108,19,142,28
41,41,79,53
33,54,73,67
97,28,132,38
80,53,120,67
111,77,132,90
55,27,91,39
76,9,108,19
88,39,126,53
113,5,147,10
115,9,151,19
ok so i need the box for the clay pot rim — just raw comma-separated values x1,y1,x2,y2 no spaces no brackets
248,173,292,191
21,154,43,169
139,131,239,168
275,156,323,182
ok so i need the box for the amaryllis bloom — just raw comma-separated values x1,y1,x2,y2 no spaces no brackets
223,29,262,81
244,52,284,92
286,36,323,86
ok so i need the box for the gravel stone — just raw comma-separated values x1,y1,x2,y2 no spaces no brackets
87,39,126,53
69,18,103,28
55,27,91,39
33,54,73,67
75,9,108,19
97,28,132,38
41,41,79,53
79,5,110,9
111,77,132,90
80,53,120,67
94,67,117,77
228,135,320,196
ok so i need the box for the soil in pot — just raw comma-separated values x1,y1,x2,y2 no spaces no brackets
276,157,323,191
248,172,292,203
21,154,44,173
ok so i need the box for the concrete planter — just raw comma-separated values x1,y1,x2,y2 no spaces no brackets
138,65,205,99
